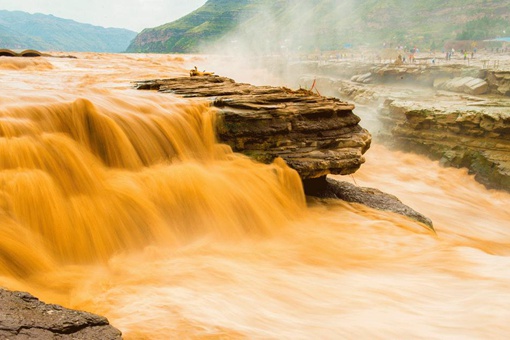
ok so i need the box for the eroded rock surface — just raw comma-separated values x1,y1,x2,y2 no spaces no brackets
0,288,122,339
434,76,488,95
134,75,434,225
135,76,371,179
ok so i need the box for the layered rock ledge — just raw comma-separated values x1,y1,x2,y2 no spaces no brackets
135,76,372,179
0,288,122,339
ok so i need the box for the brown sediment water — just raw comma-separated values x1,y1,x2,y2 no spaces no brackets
0,53,509,339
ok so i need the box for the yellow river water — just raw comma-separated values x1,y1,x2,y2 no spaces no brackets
0,53,509,339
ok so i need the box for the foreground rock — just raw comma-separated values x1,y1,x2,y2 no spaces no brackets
135,76,371,179
0,288,122,339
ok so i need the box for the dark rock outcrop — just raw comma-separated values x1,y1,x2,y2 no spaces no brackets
135,76,372,179
0,288,122,339
303,176,434,229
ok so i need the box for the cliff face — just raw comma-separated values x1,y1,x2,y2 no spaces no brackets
287,59,510,192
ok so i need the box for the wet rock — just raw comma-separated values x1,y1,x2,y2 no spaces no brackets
351,72,373,84
134,75,435,229
134,76,372,179
303,176,434,229
0,288,122,339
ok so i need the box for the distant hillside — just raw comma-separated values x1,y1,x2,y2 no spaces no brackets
0,10,137,53
126,0,264,53
127,0,510,54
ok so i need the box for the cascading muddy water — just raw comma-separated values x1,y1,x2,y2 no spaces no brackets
1,53,510,339
0,92,306,273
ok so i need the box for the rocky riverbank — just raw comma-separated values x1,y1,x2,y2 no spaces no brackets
289,59,510,192
379,96,510,190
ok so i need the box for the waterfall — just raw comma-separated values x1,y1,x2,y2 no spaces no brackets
1,53,509,339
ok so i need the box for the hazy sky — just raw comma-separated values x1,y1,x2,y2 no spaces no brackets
0,0,207,32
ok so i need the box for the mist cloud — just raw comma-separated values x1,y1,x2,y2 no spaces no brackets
203,0,360,56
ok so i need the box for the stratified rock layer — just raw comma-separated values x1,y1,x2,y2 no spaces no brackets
487,70,510,96
379,98,510,190
135,76,371,179
0,288,122,339
434,76,489,95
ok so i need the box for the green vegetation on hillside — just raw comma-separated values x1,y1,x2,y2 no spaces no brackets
456,17,510,40
127,0,265,53
128,0,510,54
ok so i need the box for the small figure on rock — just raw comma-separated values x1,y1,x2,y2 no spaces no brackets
190,66,215,77
395,54,403,65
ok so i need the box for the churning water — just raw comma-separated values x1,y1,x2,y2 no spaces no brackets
0,53,509,339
